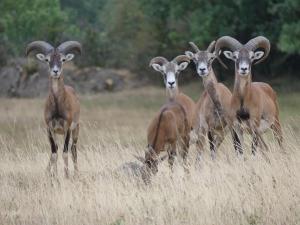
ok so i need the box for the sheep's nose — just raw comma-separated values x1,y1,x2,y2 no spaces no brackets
199,68,206,72
53,69,58,74
168,81,175,87
241,67,247,72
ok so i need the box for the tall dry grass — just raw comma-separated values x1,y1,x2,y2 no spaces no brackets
0,87,299,225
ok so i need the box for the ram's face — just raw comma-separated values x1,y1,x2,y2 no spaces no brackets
162,62,178,89
223,48,265,77
151,61,189,90
235,49,252,76
145,151,158,174
193,51,215,77
36,50,75,79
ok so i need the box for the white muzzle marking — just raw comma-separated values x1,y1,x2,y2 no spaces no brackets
238,61,250,75
197,63,208,76
51,65,61,78
166,72,176,89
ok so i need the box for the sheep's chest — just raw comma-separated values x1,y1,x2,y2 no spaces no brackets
50,118,66,134
236,107,250,122
50,108,67,134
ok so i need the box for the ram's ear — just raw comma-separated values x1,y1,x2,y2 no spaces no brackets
185,51,194,59
65,53,75,61
177,61,189,71
254,51,264,60
223,51,234,60
151,63,164,73
36,53,46,61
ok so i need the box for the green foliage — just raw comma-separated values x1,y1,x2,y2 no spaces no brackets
0,0,69,55
0,0,299,77
271,0,300,54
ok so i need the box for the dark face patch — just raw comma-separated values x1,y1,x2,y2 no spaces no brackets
236,48,251,66
43,49,66,78
49,50,62,72
235,48,252,75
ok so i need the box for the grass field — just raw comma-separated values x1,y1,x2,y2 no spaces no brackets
0,84,299,225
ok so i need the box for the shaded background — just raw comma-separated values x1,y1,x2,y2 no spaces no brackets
0,0,299,95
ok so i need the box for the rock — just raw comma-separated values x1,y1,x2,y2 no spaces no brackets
117,161,145,178
0,66,20,97
115,161,151,184
0,58,138,97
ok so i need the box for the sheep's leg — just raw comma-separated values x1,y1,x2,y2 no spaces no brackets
209,130,225,160
249,118,269,156
251,128,270,162
208,131,216,159
47,128,58,176
257,133,268,150
251,131,259,155
168,142,177,171
71,124,79,175
232,124,243,155
195,127,206,162
214,129,225,149
63,129,71,178
271,117,283,148
181,135,190,173
145,148,158,175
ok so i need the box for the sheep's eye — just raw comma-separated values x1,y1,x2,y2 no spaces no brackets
62,59,66,62
45,58,49,62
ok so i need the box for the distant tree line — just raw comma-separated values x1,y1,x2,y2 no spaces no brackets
0,0,299,80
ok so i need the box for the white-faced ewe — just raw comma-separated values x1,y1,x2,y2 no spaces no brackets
26,41,82,177
136,55,195,176
185,41,232,159
215,36,282,154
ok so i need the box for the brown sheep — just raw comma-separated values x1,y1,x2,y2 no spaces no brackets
215,36,282,154
26,41,82,177
185,41,232,159
141,55,195,176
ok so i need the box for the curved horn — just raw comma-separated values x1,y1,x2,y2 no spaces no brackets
57,41,82,55
26,41,54,56
172,55,190,64
215,36,243,54
207,40,216,53
245,36,270,64
215,36,242,68
149,56,168,67
189,42,200,52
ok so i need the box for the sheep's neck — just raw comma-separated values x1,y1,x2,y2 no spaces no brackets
233,72,252,103
49,76,65,99
202,70,223,112
202,70,218,89
167,86,179,101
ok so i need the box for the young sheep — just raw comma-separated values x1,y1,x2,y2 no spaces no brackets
141,55,195,175
185,41,232,159
26,41,82,177
215,36,282,154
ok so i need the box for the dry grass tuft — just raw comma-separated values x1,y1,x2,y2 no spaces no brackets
0,87,299,225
